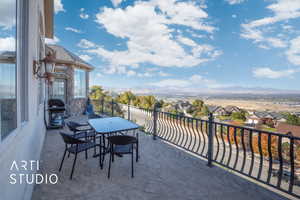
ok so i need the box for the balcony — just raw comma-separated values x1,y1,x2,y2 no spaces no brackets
32,113,297,200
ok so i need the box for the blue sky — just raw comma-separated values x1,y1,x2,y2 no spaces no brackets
2,0,300,93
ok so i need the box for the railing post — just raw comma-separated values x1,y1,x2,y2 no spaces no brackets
207,112,214,167
127,100,130,120
153,103,157,140
111,99,114,116
101,98,104,114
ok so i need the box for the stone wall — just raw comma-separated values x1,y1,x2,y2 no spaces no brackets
49,65,90,116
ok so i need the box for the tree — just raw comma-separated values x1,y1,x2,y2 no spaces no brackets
89,86,107,100
117,91,136,104
201,105,210,116
284,113,300,126
192,99,204,108
231,111,246,121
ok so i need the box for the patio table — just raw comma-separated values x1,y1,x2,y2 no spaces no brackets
88,117,140,168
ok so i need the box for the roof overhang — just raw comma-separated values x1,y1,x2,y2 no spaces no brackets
44,0,54,38
53,58,94,72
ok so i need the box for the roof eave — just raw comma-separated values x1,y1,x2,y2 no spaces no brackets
44,0,54,38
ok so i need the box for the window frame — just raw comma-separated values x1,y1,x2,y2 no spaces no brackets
0,0,28,142
74,68,87,98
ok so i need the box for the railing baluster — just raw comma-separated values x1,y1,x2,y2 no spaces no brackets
214,123,220,161
289,136,295,193
200,120,206,156
178,116,185,147
220,124,226,164
187,118,194,150
240,129,246,172
267,134,273,184
207,113,214,167
249,130,254,176
257,131,263,180
233,127,239,169
167,113,173,142
183,117,189,149
191,119,198,152
226,126,232,167
277,136,283,188
195,119,202,154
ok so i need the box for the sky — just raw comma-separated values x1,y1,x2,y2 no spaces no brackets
1,0,300,94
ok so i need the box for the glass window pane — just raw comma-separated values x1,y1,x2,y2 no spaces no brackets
51,79,65,102
0,0,17,139
74,69,86,98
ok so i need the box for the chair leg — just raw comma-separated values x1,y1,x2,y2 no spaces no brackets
108,145,112,179
70,153,78,180
131,144,134,178
59,148,67,172
99,135,103,168
85,150,88,160
94,135,96,155
136,141,139,162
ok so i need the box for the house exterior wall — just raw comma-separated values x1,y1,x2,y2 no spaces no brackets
0,1,48,200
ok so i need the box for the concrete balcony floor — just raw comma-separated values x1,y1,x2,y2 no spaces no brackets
32,116,289,200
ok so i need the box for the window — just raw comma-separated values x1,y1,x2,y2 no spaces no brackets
0,0,17,139
52,79,66,102
74,69,86,98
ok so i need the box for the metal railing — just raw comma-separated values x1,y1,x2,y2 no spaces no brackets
125,103,300,198
90,101,300,198
91,99,124,118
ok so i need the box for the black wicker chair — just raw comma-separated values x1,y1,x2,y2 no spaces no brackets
59,132,98,179
66,121,97,158
107,135,138,179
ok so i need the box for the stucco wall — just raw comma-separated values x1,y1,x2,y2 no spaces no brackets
0,1,47,200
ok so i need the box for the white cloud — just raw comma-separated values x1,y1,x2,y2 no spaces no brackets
158,71,170,77
0,37,15,52
177,36,197,47
111,0,123,7
65,27,82,33
149,79,191,88
79,8,89,19
241,0,300,49
149,74,222,89
127,70,137,76
45,36,60,45
0,0,16,29
54,0,65,14
77,39,96,49
87,0,219,71
225,0,245,5
80,13,89,19
253,67,298,79
79,54,92,62
286,36,300,66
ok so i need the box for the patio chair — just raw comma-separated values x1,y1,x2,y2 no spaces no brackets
66,121,97,158
107,135,138,179
59,132,98,180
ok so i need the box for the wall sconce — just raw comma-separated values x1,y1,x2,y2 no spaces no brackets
33,52,56,83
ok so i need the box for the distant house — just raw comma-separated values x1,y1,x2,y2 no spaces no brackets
207,105,228,116
46,45,94,116
225,105,242,114
276,122,300,144
246,111,286,126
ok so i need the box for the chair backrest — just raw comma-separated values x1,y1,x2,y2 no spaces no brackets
48,99,65,107
66,121,81,132
60,132,86,145
108,135,137,146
